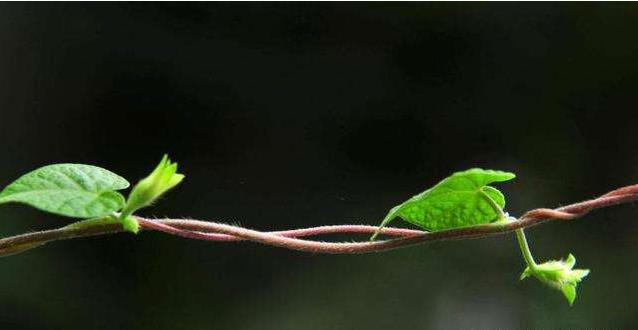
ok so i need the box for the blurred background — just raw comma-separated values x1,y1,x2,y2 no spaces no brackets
1,3,638,329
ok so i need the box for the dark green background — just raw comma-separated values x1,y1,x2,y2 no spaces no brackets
1,3,637,329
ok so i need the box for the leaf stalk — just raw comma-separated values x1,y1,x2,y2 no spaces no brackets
515,228,537,270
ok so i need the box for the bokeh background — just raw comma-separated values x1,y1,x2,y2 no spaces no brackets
1,3,638,329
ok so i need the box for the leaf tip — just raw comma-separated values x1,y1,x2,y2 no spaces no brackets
562,284,577,306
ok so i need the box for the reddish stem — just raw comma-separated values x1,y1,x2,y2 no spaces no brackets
1,184,637,256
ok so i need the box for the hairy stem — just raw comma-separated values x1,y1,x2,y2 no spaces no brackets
1,184,637,257
480,189,538,270
515,228,537,270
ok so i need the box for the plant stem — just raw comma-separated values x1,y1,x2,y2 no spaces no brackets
0,183,637,257
479,190,508,220
515,228,537,270
479,188,546,271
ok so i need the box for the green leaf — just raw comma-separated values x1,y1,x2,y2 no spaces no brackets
372,168,515,239
0,164,130,218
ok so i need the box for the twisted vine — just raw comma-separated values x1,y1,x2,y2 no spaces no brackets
1,183,637,257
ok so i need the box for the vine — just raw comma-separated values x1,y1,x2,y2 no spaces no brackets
1,156,636,305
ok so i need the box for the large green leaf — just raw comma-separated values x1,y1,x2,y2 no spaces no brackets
0,164,130,218
372,168,515,238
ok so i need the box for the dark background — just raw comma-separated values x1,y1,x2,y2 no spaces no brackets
1,3,637,329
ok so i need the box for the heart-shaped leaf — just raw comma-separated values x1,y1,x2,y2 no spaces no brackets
372,168,515,239
0,164,130,218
